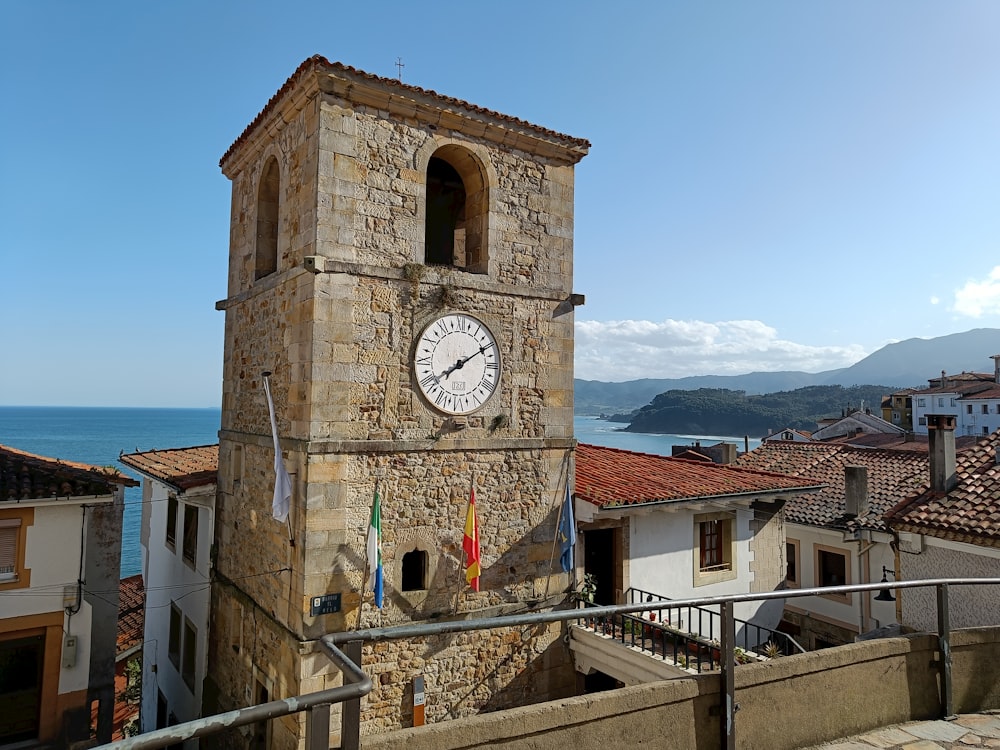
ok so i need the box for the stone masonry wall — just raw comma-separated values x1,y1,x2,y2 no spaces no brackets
212,65,582,742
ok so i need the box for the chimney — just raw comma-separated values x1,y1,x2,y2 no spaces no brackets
992,354,1000,384
717,443,737,465
927,414,957,493
844,465,869,518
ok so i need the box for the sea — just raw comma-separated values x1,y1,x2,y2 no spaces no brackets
0,407,760,577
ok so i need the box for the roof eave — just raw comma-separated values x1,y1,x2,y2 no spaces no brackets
589,485,822,518
220,57,590,176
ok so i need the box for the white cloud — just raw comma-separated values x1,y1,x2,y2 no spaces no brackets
574,319,868,382
952,266,1000,317
930,296,940,305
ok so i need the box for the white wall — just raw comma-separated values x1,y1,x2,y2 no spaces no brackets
785,525,897,636
7,501,102,696
140,480,215,734
628,507,762,624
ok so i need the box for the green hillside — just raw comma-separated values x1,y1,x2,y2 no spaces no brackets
622,385,895,436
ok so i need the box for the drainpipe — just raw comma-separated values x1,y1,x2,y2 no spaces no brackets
893,540,903,625
857,538,875,633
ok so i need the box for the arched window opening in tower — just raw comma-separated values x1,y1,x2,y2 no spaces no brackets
255,157,279,280
425,157,466,267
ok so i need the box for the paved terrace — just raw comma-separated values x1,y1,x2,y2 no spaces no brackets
808,712,1000,749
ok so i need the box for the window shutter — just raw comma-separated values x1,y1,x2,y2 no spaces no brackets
0,521,20,577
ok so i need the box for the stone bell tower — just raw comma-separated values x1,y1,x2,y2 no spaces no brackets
206,56,588,747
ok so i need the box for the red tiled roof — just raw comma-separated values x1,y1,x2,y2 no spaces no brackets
736,441,929,532
0,444,137,502
575,443,822,509
914,372,995,394
117,574,145,656
962,385,1000,400
818,432,981,452
119,445,218,491
221,56,591,168
885,431,1000,548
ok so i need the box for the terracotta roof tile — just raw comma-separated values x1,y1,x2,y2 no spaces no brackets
575,443,822,509
736,441,929,532
119,445,218,491
885,430,1000,547
117,574,145,655
818,432,980,452
221,56,590,168
0,444,137,502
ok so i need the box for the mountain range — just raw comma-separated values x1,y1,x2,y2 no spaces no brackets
574,328,1000,416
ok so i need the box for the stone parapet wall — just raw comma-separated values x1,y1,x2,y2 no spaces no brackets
363,628,1000,750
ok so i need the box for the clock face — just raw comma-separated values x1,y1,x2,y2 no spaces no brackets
413,313,501,415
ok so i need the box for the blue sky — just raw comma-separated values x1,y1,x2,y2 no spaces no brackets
2,1,999,407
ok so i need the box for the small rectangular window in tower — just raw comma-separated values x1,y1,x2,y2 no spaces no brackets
402,549,428,591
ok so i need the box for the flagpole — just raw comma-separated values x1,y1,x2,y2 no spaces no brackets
544,457,573,599
454,477,470,613
357,481,377,630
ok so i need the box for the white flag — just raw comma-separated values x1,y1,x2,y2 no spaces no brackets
263,375,291,523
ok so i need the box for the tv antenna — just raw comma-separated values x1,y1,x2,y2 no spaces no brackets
395,57,405,82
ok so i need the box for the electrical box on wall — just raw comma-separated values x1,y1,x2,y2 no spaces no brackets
62,635,78,668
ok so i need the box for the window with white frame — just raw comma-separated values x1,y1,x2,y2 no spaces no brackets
917,398,926,407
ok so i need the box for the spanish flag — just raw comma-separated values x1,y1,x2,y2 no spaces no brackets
463,487,481,591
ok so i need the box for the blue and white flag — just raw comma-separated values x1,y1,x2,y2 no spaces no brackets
366,489,383,608
263,374,292,523
558,484,576,573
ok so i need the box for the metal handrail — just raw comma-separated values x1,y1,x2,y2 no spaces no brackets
94,577,1000,750
96,639,372,750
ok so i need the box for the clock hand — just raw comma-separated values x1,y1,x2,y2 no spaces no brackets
441,345,489,380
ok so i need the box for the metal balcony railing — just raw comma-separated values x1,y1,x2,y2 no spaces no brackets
576,586,805,672
96,577,1000,750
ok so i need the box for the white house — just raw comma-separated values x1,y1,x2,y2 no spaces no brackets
573,443,823,632
810,410,904,442
911,357,1000,437
119,445,218,743
0,444,135,746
